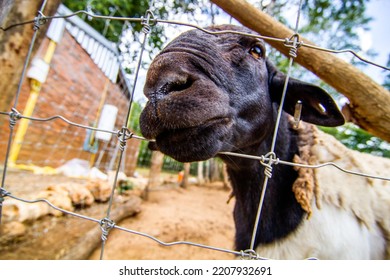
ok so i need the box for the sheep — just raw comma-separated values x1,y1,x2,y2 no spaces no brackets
2,185,74,222
1,181,112,223
139,24,390,259
2,199,51,222
85,180,112,202
61,184,95,208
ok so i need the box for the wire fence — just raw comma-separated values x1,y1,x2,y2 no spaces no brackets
1,0,389,260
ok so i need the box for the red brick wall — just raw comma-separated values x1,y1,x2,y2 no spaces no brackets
0,30,140,176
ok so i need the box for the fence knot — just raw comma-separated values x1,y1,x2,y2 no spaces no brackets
260,152,278,179
9,108,22,129
33,11,47,31
0,188,10,203
240,249,263,260
141,10,157,34
117,127,133,151
284,33,302,58
86,5,95,21
99,217,115,242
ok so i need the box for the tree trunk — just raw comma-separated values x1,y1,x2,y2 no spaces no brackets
209,158,221,182
211,0,390,142
204,160,210,183
0,0,61,121
180,162,191,188
143,151,164,200
197,161,204,185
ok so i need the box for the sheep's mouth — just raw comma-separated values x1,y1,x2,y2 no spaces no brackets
152,117,232,162
157,116,230,141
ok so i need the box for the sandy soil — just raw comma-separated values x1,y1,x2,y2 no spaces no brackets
90,184,236,260
0,170,236,260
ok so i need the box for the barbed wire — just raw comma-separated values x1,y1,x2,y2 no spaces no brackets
0,1,389,261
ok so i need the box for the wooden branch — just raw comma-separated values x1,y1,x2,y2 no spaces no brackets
211,0,390,142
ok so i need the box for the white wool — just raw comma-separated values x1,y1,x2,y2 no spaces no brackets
37,186,74,216
62,184,95,207
2,200,49,222
311,128,390,258
85,180,112,202
257,125,390,259
1,181,110,223
256,203,386,259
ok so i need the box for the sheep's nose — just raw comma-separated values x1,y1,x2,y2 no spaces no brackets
145,72,195,102
160,77,194,95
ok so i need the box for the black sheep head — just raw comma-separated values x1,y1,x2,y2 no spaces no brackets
140,25,344,162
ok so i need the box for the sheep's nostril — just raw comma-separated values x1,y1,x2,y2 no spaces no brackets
147,75,195,103
164,77,194,95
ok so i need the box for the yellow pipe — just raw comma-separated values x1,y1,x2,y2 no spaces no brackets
8,80,41,164
43,40,57,63
8,40,57,165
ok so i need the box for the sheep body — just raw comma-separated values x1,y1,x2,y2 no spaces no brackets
255,122,390,259
257,203,386,259
312,127,390,258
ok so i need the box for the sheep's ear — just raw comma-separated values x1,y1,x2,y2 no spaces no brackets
267,61,345,127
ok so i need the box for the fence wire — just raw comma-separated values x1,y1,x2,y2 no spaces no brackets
0,0,389,261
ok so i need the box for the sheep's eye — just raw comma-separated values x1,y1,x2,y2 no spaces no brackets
249,45,264,59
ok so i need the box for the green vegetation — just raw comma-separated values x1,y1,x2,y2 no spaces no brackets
320,124,390,157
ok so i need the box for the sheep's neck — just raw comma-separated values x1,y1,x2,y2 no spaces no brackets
222,121,305,251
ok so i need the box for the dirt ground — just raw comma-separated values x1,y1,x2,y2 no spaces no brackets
0,169,236,260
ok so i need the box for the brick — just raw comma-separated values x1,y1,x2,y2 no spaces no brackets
0,30,140,176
